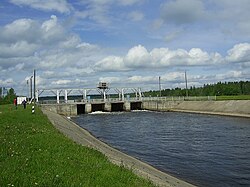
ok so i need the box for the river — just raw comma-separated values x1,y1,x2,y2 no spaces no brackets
72,111,250,187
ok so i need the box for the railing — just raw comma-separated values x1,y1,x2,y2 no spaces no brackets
38,96,216,104
142,96,217,101
38,97,143,104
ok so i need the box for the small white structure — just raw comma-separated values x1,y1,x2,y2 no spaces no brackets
17,96,27,105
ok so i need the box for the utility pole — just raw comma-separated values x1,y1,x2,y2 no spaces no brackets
33,69,36,103
185,71,188,97
27,80,29,102
30,76,33,101
159,76,161,97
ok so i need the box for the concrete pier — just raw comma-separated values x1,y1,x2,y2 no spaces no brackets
123,101,131,111
85,103,92,114
104,102,112,112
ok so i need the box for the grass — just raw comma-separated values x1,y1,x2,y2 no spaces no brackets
0,104,155,187
216,95,250,100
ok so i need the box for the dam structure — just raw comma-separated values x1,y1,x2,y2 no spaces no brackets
37,83,250,117
37,83,143,115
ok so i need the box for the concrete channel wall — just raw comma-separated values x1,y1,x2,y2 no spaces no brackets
40,100,250,117
142,100,250,117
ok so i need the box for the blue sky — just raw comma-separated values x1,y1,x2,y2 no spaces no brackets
0,0,250,96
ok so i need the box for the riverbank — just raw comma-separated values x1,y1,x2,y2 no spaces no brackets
42,109,195,187
0,105,156,187
142,100,250,118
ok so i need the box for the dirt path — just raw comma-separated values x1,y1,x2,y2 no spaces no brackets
42,109,196,187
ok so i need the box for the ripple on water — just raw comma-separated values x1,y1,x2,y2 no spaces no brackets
73,111,250,187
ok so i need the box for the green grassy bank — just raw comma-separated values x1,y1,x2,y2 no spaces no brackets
0,105,155,187
216,95,250,100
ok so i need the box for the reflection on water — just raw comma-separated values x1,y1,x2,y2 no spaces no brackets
72,111,250,187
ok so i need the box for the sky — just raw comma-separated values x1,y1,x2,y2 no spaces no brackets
0,0,250,96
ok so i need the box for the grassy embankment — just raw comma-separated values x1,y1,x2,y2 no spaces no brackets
0,104,155,187
216,95,250,100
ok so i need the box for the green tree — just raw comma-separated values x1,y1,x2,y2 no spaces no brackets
0,88,16,105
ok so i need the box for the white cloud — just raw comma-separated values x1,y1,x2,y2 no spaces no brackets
10,0,72,13
214,71,245,81
125,45,150,67
0,18,41,43
161,72,186,82
226,43,250,64
0,78,15,86
75,0,144,26
41,15,66,44
94,44,224,71
51,79,72,85
99,76,121,84
0,41,38,58
0,15,66,47
94,56,127,72
128,11,144,21
0,15,99,71
127,75,157,84
158,0,250,38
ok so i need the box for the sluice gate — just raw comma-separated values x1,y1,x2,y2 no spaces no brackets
42,101,143,116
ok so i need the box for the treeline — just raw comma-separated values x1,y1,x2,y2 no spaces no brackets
144,81,250,97
0,88,16,105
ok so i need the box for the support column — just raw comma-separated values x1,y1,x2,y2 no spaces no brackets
104,102,112,112
123,101,131,111
36,90,39,102
84,90,87,101
65,90,68,103
121,89,124,101
119,93,121,101
57,90,59,104
138,88,142,100
103,90,106,102
85,103,92,113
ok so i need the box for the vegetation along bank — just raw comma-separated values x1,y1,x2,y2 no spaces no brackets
0,104,156,187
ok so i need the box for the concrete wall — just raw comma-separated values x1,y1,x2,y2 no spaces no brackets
40,104,77,116
142,100,250,117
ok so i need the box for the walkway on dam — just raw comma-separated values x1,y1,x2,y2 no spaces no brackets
42,109,195,187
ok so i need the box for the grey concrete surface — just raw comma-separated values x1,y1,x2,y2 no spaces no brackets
142,100,250,118
42,109,196,187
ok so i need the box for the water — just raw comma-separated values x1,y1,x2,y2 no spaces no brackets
72,111,250,187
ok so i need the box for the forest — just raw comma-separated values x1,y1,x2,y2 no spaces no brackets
144,81,250,97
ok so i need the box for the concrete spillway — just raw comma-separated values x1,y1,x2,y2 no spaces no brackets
40,100,250,118
41,101,142,116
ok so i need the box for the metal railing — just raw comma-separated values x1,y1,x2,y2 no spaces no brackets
38,96,217,104
142,96,216,101
38,97,143,104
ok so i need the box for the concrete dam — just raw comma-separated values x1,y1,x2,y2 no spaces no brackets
37,83,250,117
40,101,143,116
40,99,250,118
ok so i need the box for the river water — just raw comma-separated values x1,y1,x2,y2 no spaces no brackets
72,111,250,187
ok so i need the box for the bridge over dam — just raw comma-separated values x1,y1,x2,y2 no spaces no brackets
37,83,144,115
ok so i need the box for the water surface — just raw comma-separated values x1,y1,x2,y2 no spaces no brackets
72,111,250,187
